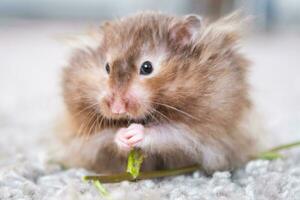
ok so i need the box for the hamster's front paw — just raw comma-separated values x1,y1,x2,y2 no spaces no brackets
114,123,144,152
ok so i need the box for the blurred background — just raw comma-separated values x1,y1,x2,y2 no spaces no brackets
0,0,299,159
1,0,300,31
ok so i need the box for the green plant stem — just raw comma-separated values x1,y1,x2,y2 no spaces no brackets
267,141,300,152
83,165,200,183
255,140,300,160
92,180,109,196
83,140,300,184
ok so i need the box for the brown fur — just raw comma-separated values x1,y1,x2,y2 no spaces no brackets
60,11,263,173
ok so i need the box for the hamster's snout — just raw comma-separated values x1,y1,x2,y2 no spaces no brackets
103,89,143,118
107,95,129,115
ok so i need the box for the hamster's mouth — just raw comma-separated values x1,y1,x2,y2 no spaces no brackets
100,112,157,128
125,114,157,126
130,115,156,126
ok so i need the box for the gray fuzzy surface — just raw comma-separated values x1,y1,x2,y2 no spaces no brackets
0,20,300,200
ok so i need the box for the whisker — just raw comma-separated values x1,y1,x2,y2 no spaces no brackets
75,111,97,149
151,109,171,123
86,110,98,139
73,102,99,117
143,108,159,124
156,102,200,121
145,100,202,122
97,115,105,131
79,112,95,138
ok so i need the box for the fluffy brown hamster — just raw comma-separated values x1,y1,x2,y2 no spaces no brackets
60,11,263,174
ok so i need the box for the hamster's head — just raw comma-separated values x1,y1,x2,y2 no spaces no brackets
63,12,249,130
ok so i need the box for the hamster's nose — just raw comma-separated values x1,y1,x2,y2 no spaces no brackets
108,96,127,114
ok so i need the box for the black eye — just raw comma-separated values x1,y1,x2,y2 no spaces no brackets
140,61,153,75
105,63,110,74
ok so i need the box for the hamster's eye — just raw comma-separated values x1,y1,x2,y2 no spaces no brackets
105,63,110,74
140,61,153,75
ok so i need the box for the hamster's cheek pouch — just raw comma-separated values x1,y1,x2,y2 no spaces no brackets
129,81,151,103
137,77,165,100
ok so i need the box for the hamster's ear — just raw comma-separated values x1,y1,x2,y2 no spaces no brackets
168,14,202,47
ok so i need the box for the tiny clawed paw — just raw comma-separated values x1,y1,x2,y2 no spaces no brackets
115,124,144,152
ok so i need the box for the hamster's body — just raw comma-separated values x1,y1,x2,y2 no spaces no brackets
60,12,263,173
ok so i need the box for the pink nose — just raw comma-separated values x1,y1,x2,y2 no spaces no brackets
109,97,127,114
111,101,126,114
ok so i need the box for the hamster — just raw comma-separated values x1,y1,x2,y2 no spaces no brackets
60,11,263,174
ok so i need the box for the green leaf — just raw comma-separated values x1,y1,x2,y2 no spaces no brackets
92,180,109,197
127,148,144,179
257,151,284,160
